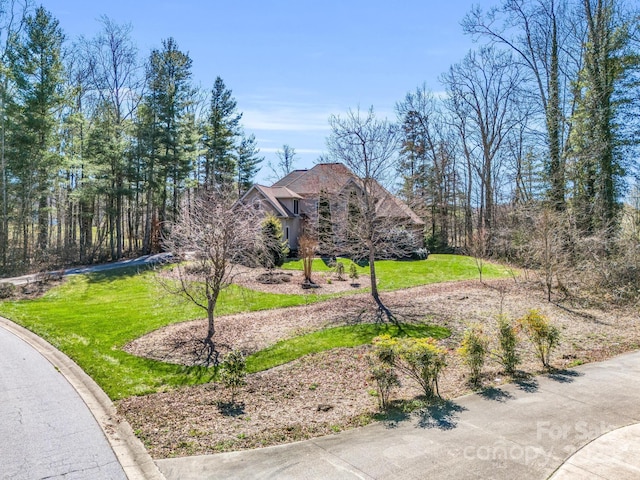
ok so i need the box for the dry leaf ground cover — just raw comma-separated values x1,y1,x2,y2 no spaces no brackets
119,278,640,459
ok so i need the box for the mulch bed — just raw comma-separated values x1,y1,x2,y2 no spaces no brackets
118,278,640,459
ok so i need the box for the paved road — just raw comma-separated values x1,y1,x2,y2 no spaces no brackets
0,326,127,480
1,252,173,286
157,351,640,480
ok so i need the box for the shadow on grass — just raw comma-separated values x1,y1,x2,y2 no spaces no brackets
545,368,583,383
479,386,514,403
83,265,153,284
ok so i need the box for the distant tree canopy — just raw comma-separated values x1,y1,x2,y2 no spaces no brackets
0,7,264,274
0,0,638,278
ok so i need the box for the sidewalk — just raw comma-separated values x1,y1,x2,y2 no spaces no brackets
157,351,640,480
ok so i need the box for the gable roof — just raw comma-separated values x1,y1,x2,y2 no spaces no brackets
272,163,424,226
240,184,301,218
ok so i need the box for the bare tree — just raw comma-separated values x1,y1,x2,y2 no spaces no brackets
267,144,297,181
162,189,264,365
80,16,142,260
526,208,568,301
326,107,417,316
463,0,584,211
442,47,524,246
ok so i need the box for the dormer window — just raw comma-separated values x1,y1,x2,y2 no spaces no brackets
293,199,299,215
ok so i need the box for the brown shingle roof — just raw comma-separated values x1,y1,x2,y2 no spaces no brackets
267,163,424,226
251,185,299,218
271,163,353,195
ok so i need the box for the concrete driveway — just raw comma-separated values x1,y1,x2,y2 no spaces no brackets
157,351,640,480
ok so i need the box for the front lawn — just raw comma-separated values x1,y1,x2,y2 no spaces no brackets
0,255,509,399
0,268,325,399
246,323,450,373
283,254,512,290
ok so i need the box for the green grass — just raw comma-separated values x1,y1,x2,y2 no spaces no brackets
246,323,450,373
0,268,327,399
0,254,511,400
283,254,512,290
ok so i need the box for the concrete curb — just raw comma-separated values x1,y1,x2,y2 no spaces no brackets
548,423,640,479
0,316,165,480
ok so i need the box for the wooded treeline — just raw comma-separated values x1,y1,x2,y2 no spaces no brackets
396,0,640,256
0,0,638,277
0,3,263,274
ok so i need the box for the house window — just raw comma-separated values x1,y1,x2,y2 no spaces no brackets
293,199,299,215
285,226,290,240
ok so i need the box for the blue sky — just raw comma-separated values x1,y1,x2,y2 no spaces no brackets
43,0,496,183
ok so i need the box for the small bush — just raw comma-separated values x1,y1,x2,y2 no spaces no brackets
219,349,247,402
0,282,16,299
519,310,560,369
458,323,488,386
412,248,430,260
335,262,345,281
373,335,447,400
367,352,399,410
492,315,521,375
349,263,359,281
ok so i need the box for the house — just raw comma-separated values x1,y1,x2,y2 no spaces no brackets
239,163,425,251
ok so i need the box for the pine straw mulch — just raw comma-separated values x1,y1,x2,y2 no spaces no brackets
118,278,640,459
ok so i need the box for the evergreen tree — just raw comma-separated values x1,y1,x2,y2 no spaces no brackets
318,189,334,253
143,37,195,251
261,214,288,267
569,0,633,232
203,76,241,190
236,133,262,196
10,6,65,257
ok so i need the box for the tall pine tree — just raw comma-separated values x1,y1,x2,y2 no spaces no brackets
203,76,241,190
10,6,65,258
143,37,195,252
236,133,262,196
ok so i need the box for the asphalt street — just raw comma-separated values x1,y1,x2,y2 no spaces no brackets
0,326,127,480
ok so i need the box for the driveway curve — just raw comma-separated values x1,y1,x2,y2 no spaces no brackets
157,350,640,480
0,325,127,480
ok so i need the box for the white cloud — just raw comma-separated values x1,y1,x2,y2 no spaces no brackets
242,104,332,133
260,147,324,155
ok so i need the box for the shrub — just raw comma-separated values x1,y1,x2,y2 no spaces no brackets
492,314,521,375
367,352,399,410
412,248,430,260
0,282,16,299
219,349,247,402
458,323,488,386
373,335,447,400
261,214,289,268
335,262,345,281
518,310,560,369
349,263,359,281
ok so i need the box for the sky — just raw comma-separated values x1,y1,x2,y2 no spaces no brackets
41,0,497,184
